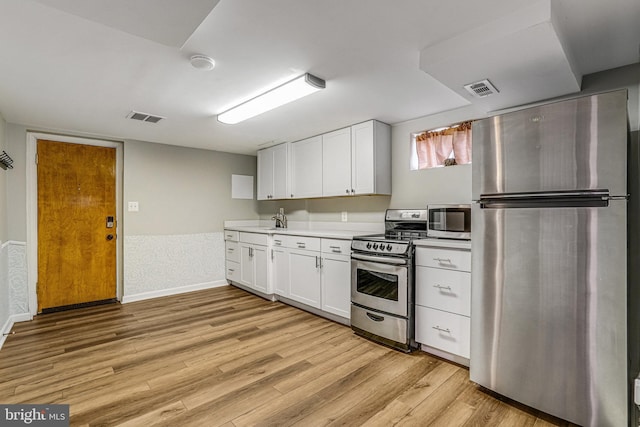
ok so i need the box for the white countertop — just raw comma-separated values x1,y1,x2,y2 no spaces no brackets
224,225,376,240
413,238,472,250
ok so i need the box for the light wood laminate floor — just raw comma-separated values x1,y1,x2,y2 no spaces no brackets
0,286,574,426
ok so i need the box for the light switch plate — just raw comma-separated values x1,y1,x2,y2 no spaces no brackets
128,201,139,212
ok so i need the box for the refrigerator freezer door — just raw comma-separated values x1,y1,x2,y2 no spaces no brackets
470,201,627,426
472,90,628,199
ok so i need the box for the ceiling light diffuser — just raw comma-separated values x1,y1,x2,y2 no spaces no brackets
217,73,326,124
190,54,215,71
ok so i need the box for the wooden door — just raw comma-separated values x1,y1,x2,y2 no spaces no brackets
37,140,117,312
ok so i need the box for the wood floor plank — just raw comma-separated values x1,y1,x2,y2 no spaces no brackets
0,285,572,427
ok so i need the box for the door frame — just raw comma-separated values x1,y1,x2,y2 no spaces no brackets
26,132,123,317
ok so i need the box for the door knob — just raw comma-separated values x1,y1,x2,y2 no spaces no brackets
106,234,114,241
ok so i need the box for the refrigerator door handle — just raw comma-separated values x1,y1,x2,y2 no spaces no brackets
477,190,616,209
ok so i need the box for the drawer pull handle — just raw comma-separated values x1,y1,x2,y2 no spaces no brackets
433,284,452,291
432,326,451,334
274,240,282,245
329,245,342,253
228,248,234,252
297,243,306,248
366,312,385,322
228,269,235,272
433,257,452,263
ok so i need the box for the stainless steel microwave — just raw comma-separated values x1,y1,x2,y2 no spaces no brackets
427,204,471,240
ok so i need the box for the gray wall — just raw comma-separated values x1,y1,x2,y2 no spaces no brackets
123,140,258,236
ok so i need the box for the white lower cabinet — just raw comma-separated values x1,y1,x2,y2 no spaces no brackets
288,248,322,308
272,245,289,297
415,306,470,359
320,240,351,318
225,230,352,321
239,243,268,293
415,244,471,364
270,234,351,320
236,232,270,294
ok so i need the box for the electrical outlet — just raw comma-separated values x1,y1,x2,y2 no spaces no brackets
128,201,139,212
341,211,348,222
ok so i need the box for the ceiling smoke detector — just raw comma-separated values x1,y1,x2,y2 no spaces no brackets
463,79,499,98
190,54,215,71
126,111,165,123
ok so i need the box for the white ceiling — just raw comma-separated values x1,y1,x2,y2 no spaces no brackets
0,0,638,155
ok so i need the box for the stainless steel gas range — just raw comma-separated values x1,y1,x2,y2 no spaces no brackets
350,209,428,352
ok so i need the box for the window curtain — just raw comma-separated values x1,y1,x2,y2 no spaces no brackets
415,121,472,169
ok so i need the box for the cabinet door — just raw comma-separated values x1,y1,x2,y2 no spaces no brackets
322,127,352,197
321,254,351,319
272,143,289,199
290,136,322,198
257,148,273,200
288,249,321,308
239,243,254,287
351,121,375,195
252,245,269,293
273,247,289,297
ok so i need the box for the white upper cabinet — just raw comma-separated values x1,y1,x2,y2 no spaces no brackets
260,120,391,200
322,127,352,197
257,143,289,200
351,120,391,195
290,136,322,199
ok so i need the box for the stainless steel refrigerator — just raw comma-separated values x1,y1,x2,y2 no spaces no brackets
471,89,633,427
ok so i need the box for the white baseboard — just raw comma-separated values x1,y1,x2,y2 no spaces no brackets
0,313,32,350
121,280,228,304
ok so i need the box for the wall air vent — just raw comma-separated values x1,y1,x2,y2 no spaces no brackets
126,111,165,123
463,79,499,98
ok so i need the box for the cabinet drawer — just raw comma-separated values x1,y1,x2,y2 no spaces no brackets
416,247,471,272
284,235,320,251
224,230,239,242
415,306,470,358
226,260,240,282
225,241,240,263
239,232,268,246
321,238,351,255
272,234,288,248
416,267,471,316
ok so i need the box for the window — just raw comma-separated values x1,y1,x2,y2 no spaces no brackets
410,121,472,170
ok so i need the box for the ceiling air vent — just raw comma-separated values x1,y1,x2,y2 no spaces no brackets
126,111,165,123
463,79,499,98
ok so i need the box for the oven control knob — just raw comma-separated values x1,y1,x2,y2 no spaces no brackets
366,242,372,249
373,243,379,250
386,244,393,251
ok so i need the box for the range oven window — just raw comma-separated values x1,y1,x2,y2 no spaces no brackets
356,269,399,301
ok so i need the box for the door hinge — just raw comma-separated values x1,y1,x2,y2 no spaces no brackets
35,153,38,164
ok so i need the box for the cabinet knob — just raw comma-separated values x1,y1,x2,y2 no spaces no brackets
346,189,350,194
351,189,355,194
291,194,294,198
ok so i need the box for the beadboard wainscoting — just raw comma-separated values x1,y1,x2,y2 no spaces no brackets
1,241,30,350
123,232,227,303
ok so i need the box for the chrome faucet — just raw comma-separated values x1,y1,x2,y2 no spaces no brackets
271,209,287,228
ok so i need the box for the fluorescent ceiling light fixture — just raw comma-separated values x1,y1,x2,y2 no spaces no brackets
217,73,325,124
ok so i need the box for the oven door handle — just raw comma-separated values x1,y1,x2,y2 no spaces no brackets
350,253,408,265
366,312,385,322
